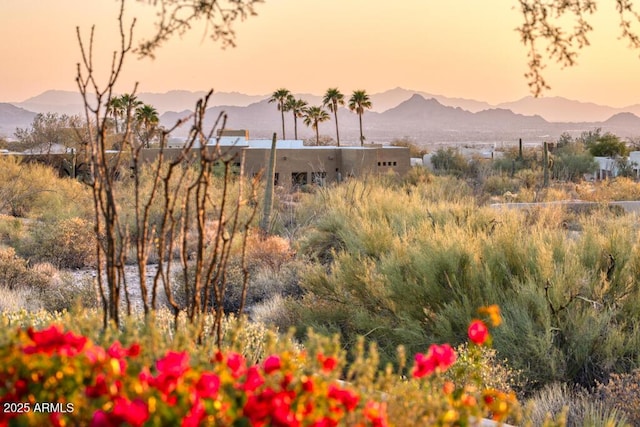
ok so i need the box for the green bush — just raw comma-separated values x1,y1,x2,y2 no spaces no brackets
287,176,640,393
430,147,470,176
552,143,598,182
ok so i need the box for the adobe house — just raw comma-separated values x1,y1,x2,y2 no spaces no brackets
140,129,411,187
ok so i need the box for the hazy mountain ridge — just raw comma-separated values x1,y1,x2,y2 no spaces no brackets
3,88,640,143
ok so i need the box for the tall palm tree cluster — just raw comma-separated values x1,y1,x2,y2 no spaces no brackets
268,88,372,146
107,94,160,148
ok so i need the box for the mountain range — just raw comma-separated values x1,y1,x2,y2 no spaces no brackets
3,88,640,144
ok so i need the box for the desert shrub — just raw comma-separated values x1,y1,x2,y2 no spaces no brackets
430,147,470,176
0,215,25,245
30,263,98,312
18,217,96,269
0,157,92,220
583,177,640,201
482,174,521,196
288,177,640,393
0,252,97,312
403,165,432,186
451,343,523,395
250,294,299,331
552,143,598,182
390,137,427,157
245,233,293,272
0,287,33,313
172,255,303,315
0,247,49,291
598,370,640,425
524,382,628,427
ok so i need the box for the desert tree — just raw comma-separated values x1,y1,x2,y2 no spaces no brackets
76,0,259,346
285,95,307,140
322,88,345,147
14,113,88,154
135,103,160,148
348,90,372,147
302,105,330,146
268,88,291,140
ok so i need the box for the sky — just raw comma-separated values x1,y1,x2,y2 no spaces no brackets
1,1,640,106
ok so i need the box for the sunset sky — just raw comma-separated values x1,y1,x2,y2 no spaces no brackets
2,1,640,106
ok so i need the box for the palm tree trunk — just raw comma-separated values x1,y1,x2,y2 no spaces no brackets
293,114,298,140
280,106,286,140
315,122,320,146
334,108,340,147
359,113,364,146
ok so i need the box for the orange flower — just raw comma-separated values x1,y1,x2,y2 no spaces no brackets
479,305,502,327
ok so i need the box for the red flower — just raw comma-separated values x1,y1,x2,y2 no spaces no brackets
90,398,148,427
468,320,489,345
264,355,282,374
328,385,359,411
244,389,275,424
412,344,457,378
85,373,109,398
302,376,315,393
112,397,149,427
241,366,265,392
156,351,190,377
195,372,220,399
431,344,456,369
182,398,205,427
226,352,246,378
412,352,436,378
317,353,338,373
107,341,127,359
23,325,87,356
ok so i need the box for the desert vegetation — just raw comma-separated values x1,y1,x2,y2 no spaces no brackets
5,142,640,424
6,0,640,425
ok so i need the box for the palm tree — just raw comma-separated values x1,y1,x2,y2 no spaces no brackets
135,104,159,148
268,88,291,140
119,93,143,133
348,90,372,146
322,88,345,146
302,106,330,146
107,96,125,133
285,95,308,140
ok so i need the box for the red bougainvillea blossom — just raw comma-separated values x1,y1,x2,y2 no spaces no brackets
468,320,489,345
412,344,457,378
22,325,88,356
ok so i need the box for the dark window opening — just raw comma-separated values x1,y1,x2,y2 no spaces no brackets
291,172,307,186
274,172,280,186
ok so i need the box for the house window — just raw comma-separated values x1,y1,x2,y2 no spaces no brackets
274,172,279,186
392,161,397,166
378,162,381,166
291,172,307,186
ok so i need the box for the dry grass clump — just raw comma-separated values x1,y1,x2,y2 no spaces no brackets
582,177,640,201
524,382,629,427
598,370,640,426
0,247,98,313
